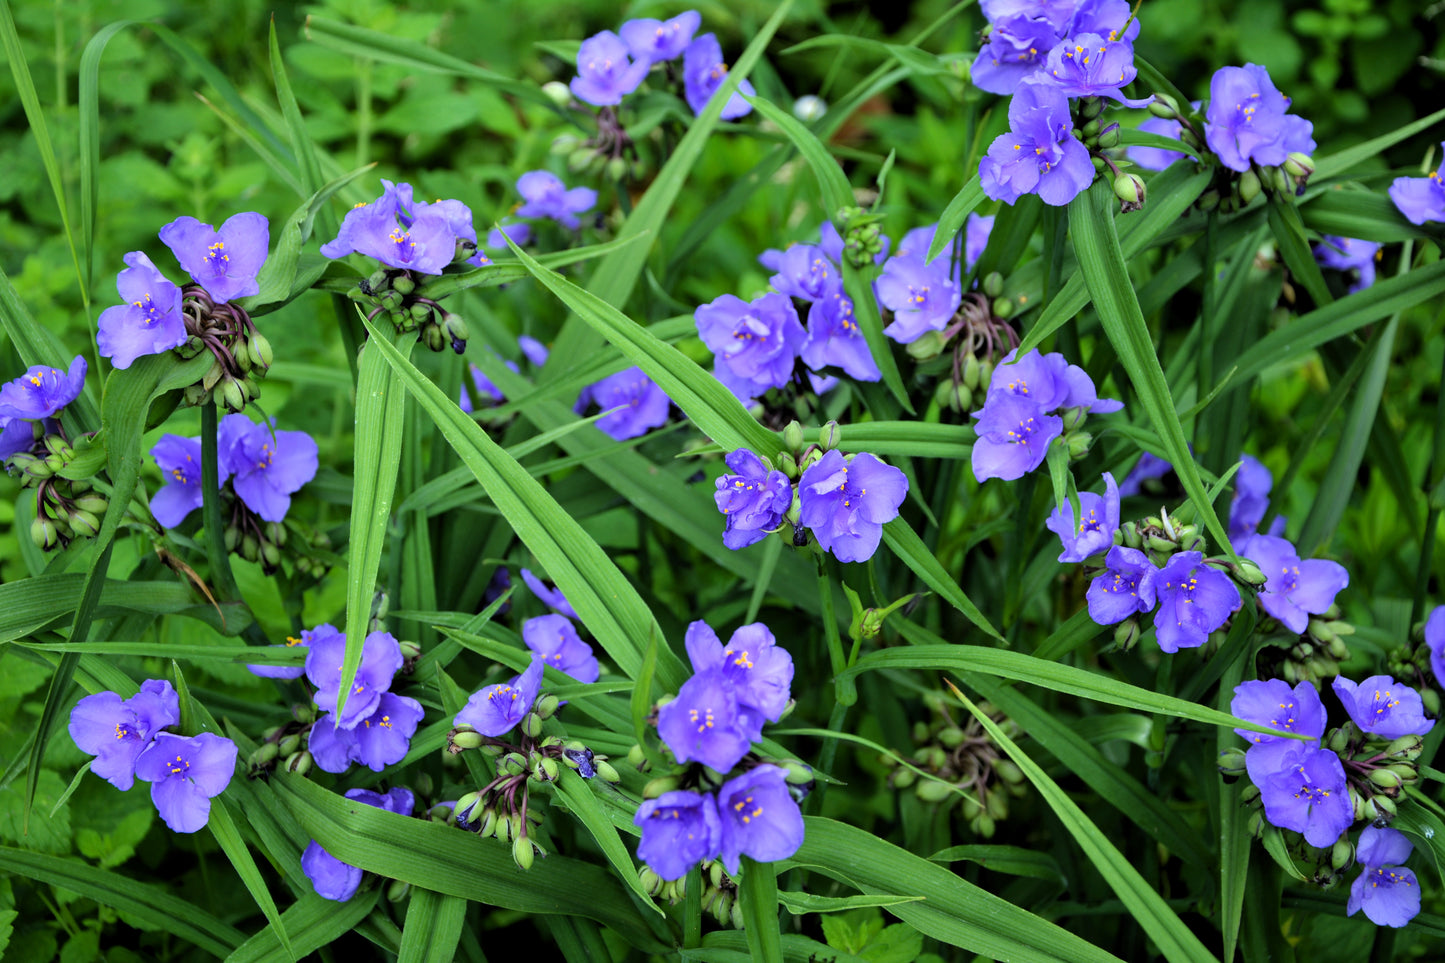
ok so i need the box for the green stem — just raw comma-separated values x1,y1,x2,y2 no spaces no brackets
200,402,239,603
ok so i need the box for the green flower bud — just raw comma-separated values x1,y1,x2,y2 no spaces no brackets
818,420,842,451
501,752,528,775
643,775,680,798
409,303,432,324
994,759,1025,785
1369,795,1397,821
539,757,560,782
970,813,996,838
568,147,595,174
277,733,301,756
1078,96,1105,120
1113,172,1146,212
541,80,573,107
1066,430,1094,460
30,516,59,550
399,640,421,661
248,742,279,768
1091,155,1108,173
985,788,1010,821
512,834,536,870
1368,768,1403,792
1330,837,1354,871
1197,189,1221,213
477,808,497,837
1113,617,1140,651
1238,169,1262,205
423,323,447,352
535,695,561,720
906,329,946,361
1385,734,1424,761
977,358,995,391
781,760,814,785
550,134,581,156
1095,123,1121,149
387,878,411,902
284,750,312,775
1233,558,1267,586
890,768,916,789
605,157,630,182
934,380,972,413
260,540,281,569
992,296,1015,319
776,451,799,479
391,276,415,296
1283,152,1315,187
1217,747,1248,775
219,378,246,413
521,712,544,739
1148,93,1179,118
981,272,1005,299
915,779,954,803
626,743,647,768
594,759,621,783
639,866,663,896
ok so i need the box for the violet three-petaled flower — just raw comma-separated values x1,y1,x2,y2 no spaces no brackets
684,620,794,725
683,33,754,119
576,366,671,440
1046,472,1120,562
1332,675,1436,740
800,285,879,381
303,787,414,901
716,764,805,874
515,171,597,231
523,614,599,683
133,731,238,833
218,414,319,523
979,79,1095,207
1347,825,1421,928
245,630,310,680
1086,546,1160,625
619,11,702,66
1117,451,1173,497
68,679,181,791
1313,236,1380,294
1257,745,1352,848
657,669,757,773
520,568,579,619
454,656,545,737
968,5,1070,96
1152,551,1240,652
0,357,87,421
1238,534,1349,634
1203,63,1315,173
798,450,909,563
148,434,217,529
1228,453,1284,541
971,395,1062,482
768,244,838,303
634,789,720,880
97,252,188,370
1231,678,1326,750
158,212,269,303
696,292,807,404
714,448,794,551
570,31,650,107
1043,33,1152,106
304,625,404,730
1388,145,1445,226
877,253,962,344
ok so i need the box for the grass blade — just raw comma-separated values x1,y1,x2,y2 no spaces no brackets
738,857,784,963
396,889,467,963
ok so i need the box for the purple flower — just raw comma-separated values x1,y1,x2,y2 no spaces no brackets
454,656,544,737
683,33,754,119
326,692,424,772
523,614,599,683
714,449,794,550
1086,546,1160,625
1332,675,1436,739
302,787,414,901
148,435,215,529
1239,534,1349,634
767,245,839,303
97,252,188,370
634,790,721,881
715,764,805,874
486,220,533,251
620,11,702,65
1228,453,1283,541
657,669,756,772
304,626,404,730
68,679,180,791
515,171,597,231
1427,605,1445,687
133,731,238,833
1129,116,1191,171
158,212,269,303
969,4,1070,96
1043,34,1152,107
1045,472,1119,562
518,335,550,367
1117,451,1172,497
0,357,87,421
1153,551,1240,652
1231,678,1326,749
1388,147,1445,226
319,180,463,275
877,254,962,343
979,79,1094,207
570,30,650,107
800,287,879,381
1348,826,1421,928
1069,0,1141,40
1313,236,1380,294
964,213,995,274
246,632,309,680
0,418,33,460
459,361,517,413
684,620,794,725
798,450,909,564
521,568,579,619
1257,746,1352,848
971,396,1062,482
576,366,671,440
1204,64,1315,173
218,414,318,523
695,293,807,403
986,348,1068,410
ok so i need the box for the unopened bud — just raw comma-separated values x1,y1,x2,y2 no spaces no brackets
1149,93,1179,118
1217,747,1248,776
1385,734,1424,761
915,779,953,803
1113,173,1146,212
284,750,312,775
594,759,620,783
219,378,246,413
535,695,561,720
1283,152,1315,186
541,80,573,108
643,775,679,798
1238,169,1262,205
522,712,544,739
1078,96,1105,120
993,759,1025,785
1369,768,1403,792
248,742,279,768
537,757,560,782
277,733,301,756
905,329,946,361
1331,837,1355,871
513,834,535,870
818,420,842,451
30,516,59,550
1095,123,1120,149
423,323,446,352
1066,431,1094,460
450,727,485,752
776,451,799,479
781,420,805,453
992,296,1015,319
1113,617,1140,651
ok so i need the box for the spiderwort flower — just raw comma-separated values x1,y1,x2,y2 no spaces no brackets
1152,551,1240,652
454,656,545,737
133,731,238,833
68,680,180,791
1204,64,1315,173
971,396,1062,482
1231,679,1327,749
620,11,701,66
310,692,426,773
800,287,880,381
0,357,87,421
97,252,187,370
305,626,404,730
716,764,805,874
158,212,269,303
767,244,838,303
1313,236,1380,294
877,253,962,343
798,450,909,564
518,335,550,367
1045,472,1120,562
657,669,756,772
1086,546,1160,625
1427,605,1445,687
302,787,414,901
1388,146,1445,226
683,33,754,119
1043,33,1151,106
634,790,720,881
1332,675,1436,740
1257,746,1352,848
246,632,309,680
1348,826,1421,928
319,180,465,275
459,361,517,413
979,79,1094,207
148,435,215,529
523,614,599,683
714,449,793,550
695,293,807,403
964,212,995,274
576,366,671,440
969,4,1070,95
515,171,597,231
1238,534,1349,634
0,418,32,461
219,414,319,523
684,621,794,725
521,568,579,619
486,220,533,251
1228,453,1283,541
1129,116,1192,171
570,30,650,107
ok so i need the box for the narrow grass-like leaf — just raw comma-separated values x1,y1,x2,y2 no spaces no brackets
553,771,661,914
226,890,379,963
396,889,467,963
1267,196,1333,308
1313,106,1445,179
0,575,250,643
0,846,245,957
928,845,1067,885
950,684,1217,963
269,17,322,195
776,891,925,913
1070,183,1233,557
1300,189,1432,243
927,179,986,264
881,521,1003,642
78,20,136,290
209,793,296,960
738,857,784,963
743,94,852,211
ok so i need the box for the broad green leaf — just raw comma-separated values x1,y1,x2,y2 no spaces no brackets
553,771,660,914
776,890,925,913
226,890,379,963
739,857,784,963
927,845,1067,886
396,889,467,963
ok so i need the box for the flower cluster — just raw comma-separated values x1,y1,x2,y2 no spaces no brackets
971,348,1122,482
303,787,415,901
640,621,803,879
305,626,425,773
1203,64,1315,174
322,179,485,275
1388,144,1445,226
69,680,237,834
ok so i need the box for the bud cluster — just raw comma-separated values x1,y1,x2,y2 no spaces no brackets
348,268,472,354
175,287,273,413
1257,610,1355,687
14,434,109,551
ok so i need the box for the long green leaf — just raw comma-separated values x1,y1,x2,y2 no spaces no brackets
927,179,987,264
553,770,660,914
396,889,467,963
77,19,135,291
738,857,784,963
226,891,378,963
208,780,296,960
0,575,250,643
269,17,322,196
